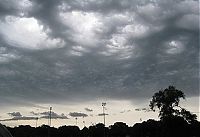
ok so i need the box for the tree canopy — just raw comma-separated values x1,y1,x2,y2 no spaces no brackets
149,86,197,123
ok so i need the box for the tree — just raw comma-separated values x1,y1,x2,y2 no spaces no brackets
149,86,197,123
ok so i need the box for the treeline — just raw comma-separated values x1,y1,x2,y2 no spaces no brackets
6,117,200,137
5,86,200,137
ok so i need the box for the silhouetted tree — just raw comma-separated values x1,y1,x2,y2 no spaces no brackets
130,120,161,137
3,85,200,137
161,116,189,137
149,85,197,123
80,127,89,137
88,123,108,137
109,122,128,137
58,125,80,137
5,120,200,137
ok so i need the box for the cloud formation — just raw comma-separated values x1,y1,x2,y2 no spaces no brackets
85,108,93,112
0,0,198,107
0,116,38,121
30,111,39,116
40,111,69,119
98,113,109,116
0,112,37,121
0,111,68,121
120,110,131,114
8,112,22,117
69,112,88,118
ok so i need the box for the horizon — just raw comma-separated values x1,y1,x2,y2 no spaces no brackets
0,0,199,128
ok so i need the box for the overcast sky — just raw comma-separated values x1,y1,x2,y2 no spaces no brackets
0,0,199,127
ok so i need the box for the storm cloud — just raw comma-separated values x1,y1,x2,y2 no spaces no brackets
0,0,199,107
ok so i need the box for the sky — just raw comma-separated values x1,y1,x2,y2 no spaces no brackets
0,0,199,128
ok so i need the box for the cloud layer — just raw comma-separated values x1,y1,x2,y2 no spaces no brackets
0,111,68,121
0,0,199,107
69,112,88,118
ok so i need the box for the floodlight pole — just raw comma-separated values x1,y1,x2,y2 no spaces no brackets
36,117,38,128
83,116,86,127
49,107,52,127
75,117,78,126
102,102,106,126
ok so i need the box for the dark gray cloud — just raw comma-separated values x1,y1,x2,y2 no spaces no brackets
39,111,69,119
135,108,150,112
0,112,37,121
98,113,109,116
0,0,23,18
30,111,39,116
0,111,68,121
85,108,93,112
0,0,198,107
69,112,88,117
120,110,131,113
8,112,22,117
0,116,38,121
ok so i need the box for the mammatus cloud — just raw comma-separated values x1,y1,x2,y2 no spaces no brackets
0,16,65,50
0,0,198,107
69,112,88,118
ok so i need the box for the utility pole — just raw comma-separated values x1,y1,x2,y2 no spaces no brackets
102,102,107,137
48,107,52,137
